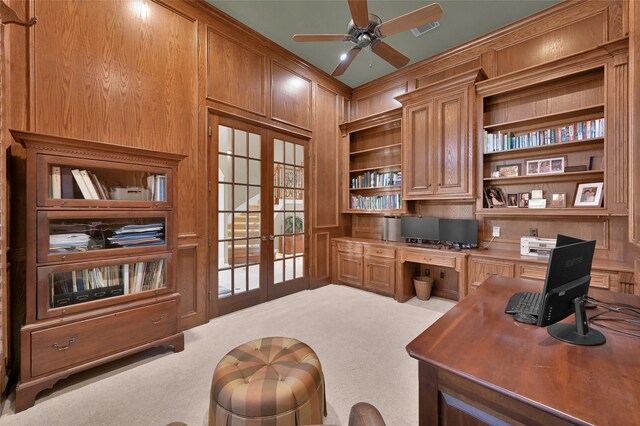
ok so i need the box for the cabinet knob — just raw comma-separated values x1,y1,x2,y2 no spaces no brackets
52,338,76,351
61,255,67,260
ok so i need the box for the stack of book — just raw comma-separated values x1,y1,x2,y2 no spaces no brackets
350,194,402,210
49,233,91,253
50,166,111,200
108,223,165,247
146,175,167,202
351,171,402,189
127,260,165,293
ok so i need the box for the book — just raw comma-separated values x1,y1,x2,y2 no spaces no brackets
88,171,106,199
51,166,62,199
565,165,587,172
71,169,93,199
123,264,129,295
61,167,75,199
79,170,100,199
157,175,166,201
147,175,155,200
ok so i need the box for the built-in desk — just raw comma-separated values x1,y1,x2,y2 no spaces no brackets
406,276,640,425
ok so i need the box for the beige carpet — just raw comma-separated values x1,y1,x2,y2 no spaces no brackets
0,285,454,426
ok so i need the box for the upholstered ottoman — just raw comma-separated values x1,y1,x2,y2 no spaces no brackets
209,337,326,426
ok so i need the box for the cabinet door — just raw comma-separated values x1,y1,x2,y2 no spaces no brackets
403,101,435,199
468,258,515,294
434,90,469,196
363,256,395,296
336,252,363,286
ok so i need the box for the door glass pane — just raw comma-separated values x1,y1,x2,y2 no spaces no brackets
234,267,247,294
274,139,284,163
294,212,304,234
248,160,261,185
248,212,260,238
219,126,233,154
218,241,231,269
219,213,232,240
249,133,261,159
285,257,294,281
295,167,304,188
274,212,284,236
218,269,232,297
248,265,260,290
285,142,294,164
234,157,247,184
295,144,304,166
234,129,247,157
233,213,247,239
219,155,232,182
234,185,247,212
248,238,260,263
233,240,247,266
273,259,284,284
295,256,304,279
219,184,233,211
295,235,304,255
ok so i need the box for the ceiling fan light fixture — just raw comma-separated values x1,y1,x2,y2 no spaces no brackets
340,53,348,61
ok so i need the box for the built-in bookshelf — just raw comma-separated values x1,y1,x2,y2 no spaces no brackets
476,65,614,217
341,108,408,214
11,130,185,412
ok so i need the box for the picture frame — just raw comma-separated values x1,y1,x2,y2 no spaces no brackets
496,163,521,178
525,157,565,175
507,193,518,208
531,189,543,199
573,182,604,207
551,193,566,208
484,186,506,208
518,192,530,208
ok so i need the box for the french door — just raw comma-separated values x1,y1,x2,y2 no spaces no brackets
210,115,308,317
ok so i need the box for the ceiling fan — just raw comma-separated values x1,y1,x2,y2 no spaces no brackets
292,0,442,77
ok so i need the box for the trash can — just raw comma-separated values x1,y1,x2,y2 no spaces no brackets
413,276,434,300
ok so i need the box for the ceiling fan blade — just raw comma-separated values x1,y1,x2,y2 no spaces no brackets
292,34,352,42
332,47,361,76
375,2,442,37
348,0,370,28
371,41,410,68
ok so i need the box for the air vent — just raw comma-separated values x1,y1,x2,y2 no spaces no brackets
411,21,440,37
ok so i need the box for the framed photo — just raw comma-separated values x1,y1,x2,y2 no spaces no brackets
496,163,521,178
484,187,506,208
507,193,518,208
574,182,604,207
531,189,543,199
526,157,565,175
551,193,566,208
518,192,530,208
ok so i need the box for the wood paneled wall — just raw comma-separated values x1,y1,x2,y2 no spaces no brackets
631,0,640,249
0,24,7,393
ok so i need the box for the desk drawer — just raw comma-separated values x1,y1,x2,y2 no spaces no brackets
403,251,456,268
30,299,178,377
335,241,363,254
590,270,614,289
518,264,546,281
364,245,396,259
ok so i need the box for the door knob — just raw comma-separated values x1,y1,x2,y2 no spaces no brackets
269,235,275,240
261,236,267,241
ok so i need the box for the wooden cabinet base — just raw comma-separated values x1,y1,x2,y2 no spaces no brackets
15,332,184,413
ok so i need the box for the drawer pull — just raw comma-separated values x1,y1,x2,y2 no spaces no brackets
150,314,167,325
52,338,76,351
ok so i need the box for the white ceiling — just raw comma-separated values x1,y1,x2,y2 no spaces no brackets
205,0,562,88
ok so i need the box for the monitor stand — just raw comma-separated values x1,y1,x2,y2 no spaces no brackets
547,296,606,346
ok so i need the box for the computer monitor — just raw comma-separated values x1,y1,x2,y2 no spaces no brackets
439,218,478,247
555,234,584,247
536,238,605,346
400,217,439,241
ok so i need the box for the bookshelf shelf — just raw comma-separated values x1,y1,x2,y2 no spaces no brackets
482,104,604,132
483,138,604,161
349,185,402,192
349,164,402,174
483,170,603,185
10,130,185,412
349,143,401,156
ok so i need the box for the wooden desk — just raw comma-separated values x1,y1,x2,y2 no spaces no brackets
406,276,640,425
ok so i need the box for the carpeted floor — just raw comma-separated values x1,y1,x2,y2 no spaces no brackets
0,285,454,426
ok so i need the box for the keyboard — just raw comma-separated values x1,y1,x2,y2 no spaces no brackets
505,291,543,315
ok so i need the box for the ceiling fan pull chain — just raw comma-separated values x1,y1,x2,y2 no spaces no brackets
367,46,373,69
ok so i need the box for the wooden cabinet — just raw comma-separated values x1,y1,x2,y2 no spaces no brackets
11,130,185,412
363,245,396,296
396,69,485,200
340,109,408,214
332,240,396,296
475,40,628,218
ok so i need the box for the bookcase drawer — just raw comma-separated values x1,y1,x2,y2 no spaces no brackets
402,250,456,268
30,299,178,377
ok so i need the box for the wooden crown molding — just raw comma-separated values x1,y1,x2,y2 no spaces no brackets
339,107,402,136
395,68,487,105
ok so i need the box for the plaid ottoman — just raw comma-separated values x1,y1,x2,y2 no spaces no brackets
209,337,326,426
